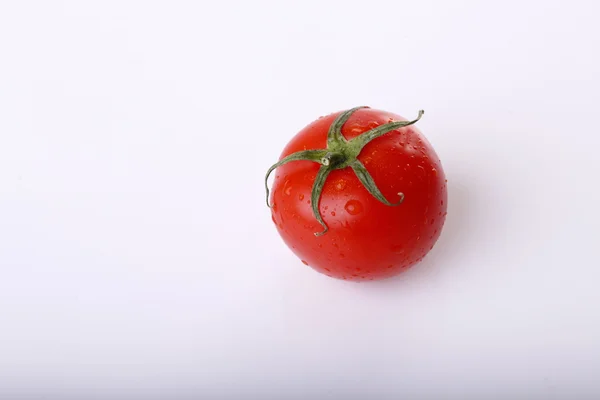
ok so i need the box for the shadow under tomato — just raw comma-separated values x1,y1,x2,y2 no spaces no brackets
358,174,476,288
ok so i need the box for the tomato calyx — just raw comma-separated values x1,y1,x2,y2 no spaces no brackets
265,106,424,236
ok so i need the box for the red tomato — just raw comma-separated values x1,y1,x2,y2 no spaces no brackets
265,107,447,281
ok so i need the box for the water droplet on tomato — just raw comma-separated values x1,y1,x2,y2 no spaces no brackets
301,260,308,265
344,199,363,215
298,193,304,201
285,186,292,196
335,180,347,191
391,244,404,253
331,211,336,216
431,168,437,176
430,218,435,225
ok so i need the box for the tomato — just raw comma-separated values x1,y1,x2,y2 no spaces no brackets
265,106,447,281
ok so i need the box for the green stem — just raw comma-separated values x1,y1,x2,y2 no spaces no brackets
264,149,328,207
327,106,366,146
264,107,424,235
311,165,332,236
350,110,424,153
350,160,404,206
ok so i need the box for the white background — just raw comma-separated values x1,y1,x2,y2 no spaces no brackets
1,0,599,399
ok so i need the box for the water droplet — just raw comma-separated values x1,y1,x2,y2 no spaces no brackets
340,253,346,258
301,260,308,265
431,168,437,176
335,180,347,191
387,264,393,269
344,199,363,215
391,244,404,253
324,205,329,210
331,211,336,216
355,267,361,271
441,200,444,206
272,202,278,212
430,218,435,225
298,193,304,201
325,268,331,272
285,186,292,196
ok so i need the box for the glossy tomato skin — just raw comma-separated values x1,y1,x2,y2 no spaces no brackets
270,108,447,281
